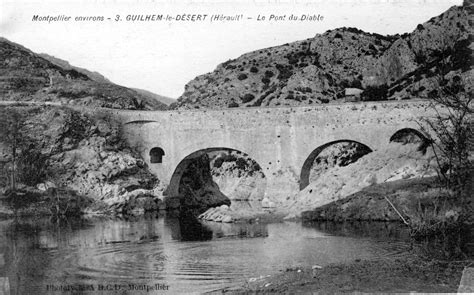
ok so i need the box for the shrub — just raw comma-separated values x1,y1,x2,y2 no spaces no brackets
451,39,471,72
213,158,224,168
17,148,47,186
261,77,270,84
64,109,90,142
312,53,322,67
250,66,259,73
275,64,293,81
12,78,32,90
222,59,235,67
235,158,247,170
295,86,312,93
361,84,388,101
287,56,298,65
54,89,90,99
213,153,238,168
241,93,255,103
264,70,274,78
320,98,330,103
228,101,239,108
350,79,363,89
251,96,265,107
237,73,248,80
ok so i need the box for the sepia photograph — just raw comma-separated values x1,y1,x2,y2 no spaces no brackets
0,0,473,293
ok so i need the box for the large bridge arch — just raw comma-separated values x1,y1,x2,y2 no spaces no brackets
164,147,268,198
300,140,373,190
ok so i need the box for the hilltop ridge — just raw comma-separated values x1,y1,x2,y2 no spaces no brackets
0,37,169,110
172,3,472,109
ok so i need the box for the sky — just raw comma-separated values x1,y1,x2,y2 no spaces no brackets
0,0,463,98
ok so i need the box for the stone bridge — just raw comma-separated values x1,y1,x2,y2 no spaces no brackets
112,100,435,201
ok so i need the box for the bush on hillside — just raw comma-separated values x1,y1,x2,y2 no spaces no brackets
264,70,274,78
361,84,388,101
241,93,255,103
237,73,248,80
250,66,259,73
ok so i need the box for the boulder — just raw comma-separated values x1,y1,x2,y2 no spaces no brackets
221,215,233,223
198,205,234,223
361,173,377,187
178,154,231,212
36,181,56,192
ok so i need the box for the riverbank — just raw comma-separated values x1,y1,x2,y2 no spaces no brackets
222,256,472,293
301,177,444,222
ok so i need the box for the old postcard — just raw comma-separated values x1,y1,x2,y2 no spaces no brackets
0,0,472,294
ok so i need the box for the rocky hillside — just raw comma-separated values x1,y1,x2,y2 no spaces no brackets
284,142,438,219
173,3,472,109
38,53,112,84
0,105,162,216
132,88,176,106
0,37,168,110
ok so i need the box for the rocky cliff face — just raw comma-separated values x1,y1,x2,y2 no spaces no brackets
0,105,161,215
177,154,231,213
0,38,168,110
209,151,266,201
173,4,472,109
308,142,372,184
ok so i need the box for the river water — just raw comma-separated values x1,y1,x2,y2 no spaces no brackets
0,212,416,294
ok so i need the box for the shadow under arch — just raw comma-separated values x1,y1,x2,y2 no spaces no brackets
164,147,267,198
390,127,430,144
299,140,373,190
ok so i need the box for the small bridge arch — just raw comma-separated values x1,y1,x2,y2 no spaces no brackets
390,127,431,144
149,147,165,163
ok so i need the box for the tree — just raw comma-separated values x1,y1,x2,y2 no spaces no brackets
415,58,473,242
423,77,472,202
0,107,27,192
408,35,473,243
414,34,473,195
